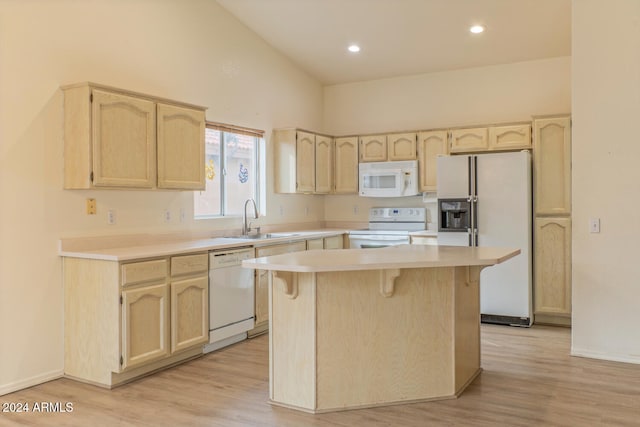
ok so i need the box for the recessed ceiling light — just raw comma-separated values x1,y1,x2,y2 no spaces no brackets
470,25,485,34
348,44,361,53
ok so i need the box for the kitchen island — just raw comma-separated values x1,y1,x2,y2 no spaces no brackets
242,244,520,413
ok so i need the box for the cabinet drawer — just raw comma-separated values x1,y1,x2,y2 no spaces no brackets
122,259,168,286
171,253,208,277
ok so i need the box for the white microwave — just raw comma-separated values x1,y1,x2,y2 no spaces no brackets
359,160,419,197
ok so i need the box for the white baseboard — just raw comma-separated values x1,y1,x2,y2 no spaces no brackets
571,348,640,365
0,369,63,396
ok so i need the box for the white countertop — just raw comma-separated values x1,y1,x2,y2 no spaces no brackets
59,230,347,261
242,244,519,273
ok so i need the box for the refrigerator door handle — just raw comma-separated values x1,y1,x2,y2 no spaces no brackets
468,228,473,246
472,155,478,197
467,156,472,197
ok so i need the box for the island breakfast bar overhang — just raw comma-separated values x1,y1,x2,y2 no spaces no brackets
242,244,520,413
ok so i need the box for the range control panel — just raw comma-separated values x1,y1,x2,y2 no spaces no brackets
369,207,426,223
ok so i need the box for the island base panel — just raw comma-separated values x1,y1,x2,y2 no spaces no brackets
269,266,482,413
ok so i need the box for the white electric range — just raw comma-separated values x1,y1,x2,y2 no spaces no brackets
348,207,427,248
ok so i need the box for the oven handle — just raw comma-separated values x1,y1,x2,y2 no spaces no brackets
348,235,410,241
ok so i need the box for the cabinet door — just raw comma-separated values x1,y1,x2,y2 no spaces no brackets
534,217,571,318
254,241,307,327
417,130,448,192
92,90,156,188
334,137,359,194
255,269,269,326
324,235,344,249
534,117,571,215
315,135,333,194
121,283,170,370
157,103,206,190
296,131,316,193
359,135,387,162
171,275,208,353
388,133,417,160
450,127,489,153
489,124,531,151
307,238,324,250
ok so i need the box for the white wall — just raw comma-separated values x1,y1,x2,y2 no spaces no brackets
323,57,571,223
0,0,323,394
571,0,640,363
323,57,571,136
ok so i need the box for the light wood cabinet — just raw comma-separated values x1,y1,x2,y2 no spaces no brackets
274,129,335,194
296,131,316,193
534,218,572,325
63,252,207,388
410,235,438,245
323,235,344,249
169,254,209,353
533,115,572,326
315,135,333,194
157,103,206,190
450,127,489,153
359,134,387,162
62,82,206,190
334,136,359,194
251,241,307,335
387,132,417,160
121,283,170,370
417,130,448,192
307,238,324,250
489,124,531,151
534,117,571,216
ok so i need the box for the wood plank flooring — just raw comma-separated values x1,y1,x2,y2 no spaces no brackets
2,325,640,426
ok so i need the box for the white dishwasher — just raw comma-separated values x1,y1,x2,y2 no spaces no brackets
203,247,255,353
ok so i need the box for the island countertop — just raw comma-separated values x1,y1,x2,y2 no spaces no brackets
242,244,520,272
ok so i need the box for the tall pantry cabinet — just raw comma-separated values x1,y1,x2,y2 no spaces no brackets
533,115,572,326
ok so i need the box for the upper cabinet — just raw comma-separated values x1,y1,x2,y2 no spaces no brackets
417,130,448,192
157,104,206,190
450,127,489,153
451,124,531,153
314,134,334,194
334,137,359,194
360,133,417,162
489,124,531,151
359,134,387,162
387,132,417,161
274,128,336,194
533,117,571,215
62,82,206,190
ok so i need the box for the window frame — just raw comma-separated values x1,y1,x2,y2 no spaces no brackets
195,122,263,219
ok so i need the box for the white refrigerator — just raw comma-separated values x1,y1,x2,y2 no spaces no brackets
436,151,532,326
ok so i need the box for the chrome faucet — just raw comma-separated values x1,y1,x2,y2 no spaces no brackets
242,198,259,235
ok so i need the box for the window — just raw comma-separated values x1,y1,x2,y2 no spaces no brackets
194,122,263,218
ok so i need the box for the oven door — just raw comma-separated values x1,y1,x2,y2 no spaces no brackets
348,234,410,249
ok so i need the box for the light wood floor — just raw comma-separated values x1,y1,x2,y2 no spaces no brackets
2,325,640,426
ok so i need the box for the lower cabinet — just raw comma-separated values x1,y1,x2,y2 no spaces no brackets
121,283,170,370
534,217,572,326
410,235,438,246
64,252,208,388
249,241,307,337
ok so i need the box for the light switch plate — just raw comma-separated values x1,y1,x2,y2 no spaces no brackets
589,218,600,233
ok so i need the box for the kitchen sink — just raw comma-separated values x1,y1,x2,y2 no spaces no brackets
223,232,301,240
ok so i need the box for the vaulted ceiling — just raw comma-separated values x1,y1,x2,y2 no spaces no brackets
217,0,571,85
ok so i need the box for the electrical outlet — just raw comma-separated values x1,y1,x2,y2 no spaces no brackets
353,205,359,215
86,198,96,215
279,205,284,216
304,206,309,216
164,209,171,223
107,209,116,225
179,208,186,223
589,218,600,233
